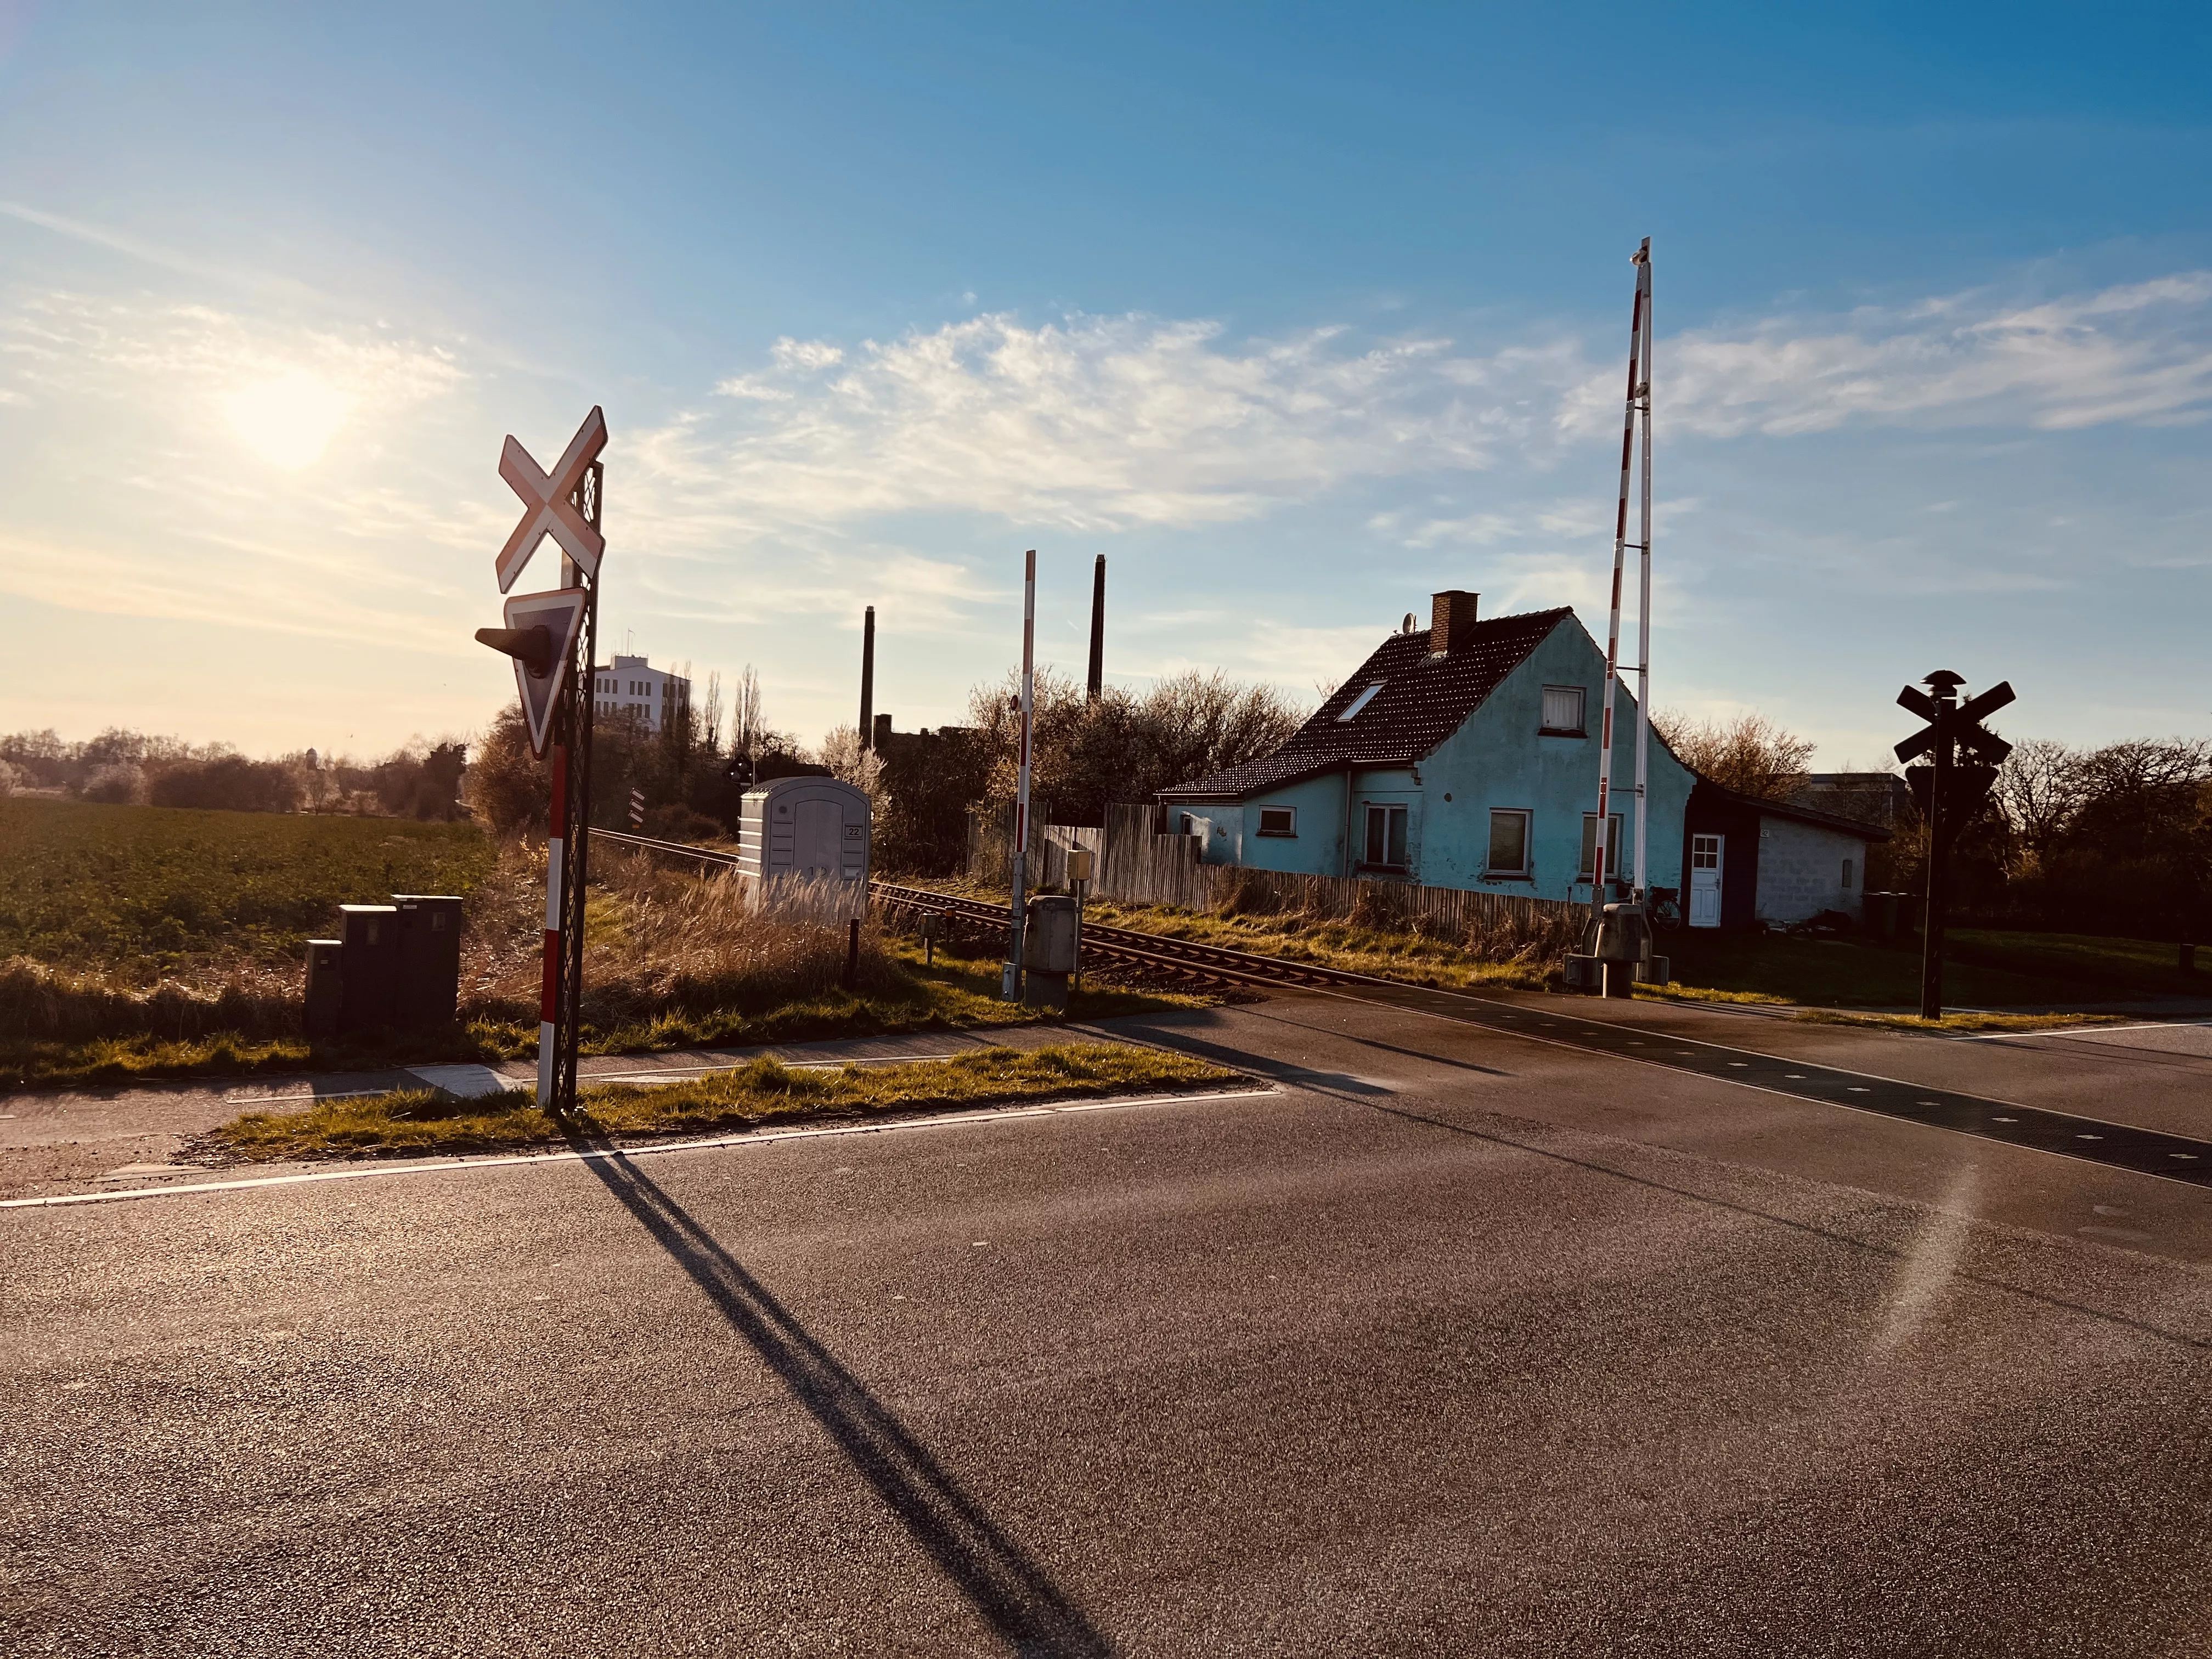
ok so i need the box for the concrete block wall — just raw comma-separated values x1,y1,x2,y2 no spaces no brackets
1755,817,1866,924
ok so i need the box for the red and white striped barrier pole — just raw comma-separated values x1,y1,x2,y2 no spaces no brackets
538,738,568,1106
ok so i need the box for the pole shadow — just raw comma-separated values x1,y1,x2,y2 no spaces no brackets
567,1133,1114,1657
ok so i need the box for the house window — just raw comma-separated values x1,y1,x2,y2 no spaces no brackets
1842,858,1855,889
1578,812,1623,881
1487,809,1531,874
1362,804,1408,868
1257,805,1297,838
1541,686,1587,735
1337,682,1386,723
1178,812,1195,835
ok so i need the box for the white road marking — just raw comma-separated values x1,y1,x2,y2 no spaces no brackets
0,1088,1277,1210
1955,1019,2212,1044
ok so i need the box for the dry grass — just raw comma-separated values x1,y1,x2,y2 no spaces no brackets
2,842,1205,1086
459,842,909,1031
202,1041,1245,1161
1084,894,1575,991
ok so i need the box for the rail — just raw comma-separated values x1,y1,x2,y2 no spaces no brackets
593,828,1462,992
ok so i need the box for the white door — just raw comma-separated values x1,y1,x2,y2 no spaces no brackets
794,799,840,877
1689,834,1724,928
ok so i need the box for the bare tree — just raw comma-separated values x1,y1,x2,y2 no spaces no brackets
1994,738,2087,855
700,670,724,755
731,665,765,759
1651,709,1815,799
817,723,884,797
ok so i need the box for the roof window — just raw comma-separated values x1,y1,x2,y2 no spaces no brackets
1337,682,1385,723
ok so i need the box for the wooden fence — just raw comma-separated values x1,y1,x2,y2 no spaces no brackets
973,800,1581,941
964,806,1103,891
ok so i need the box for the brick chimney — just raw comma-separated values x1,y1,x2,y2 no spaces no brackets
1430,590,1479,654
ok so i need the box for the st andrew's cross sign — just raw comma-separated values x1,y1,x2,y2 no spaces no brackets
496,404,607,592
1893,670,2015,1021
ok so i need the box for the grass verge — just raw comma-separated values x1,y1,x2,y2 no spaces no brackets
0,941,1209,1089
1792,1008,2128,1034
201,1041,1246,1161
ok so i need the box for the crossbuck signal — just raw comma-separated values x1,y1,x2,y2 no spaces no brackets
1894,670,2015,1021
475,406,611,1111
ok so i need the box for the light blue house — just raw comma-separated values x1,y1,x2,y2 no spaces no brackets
1156,590,1696,907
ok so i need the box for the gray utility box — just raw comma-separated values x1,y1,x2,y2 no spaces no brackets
737,777,871,913
336,904,398,1032
304,939,344,1037
392,895,465,1028
1022,895,1080,1011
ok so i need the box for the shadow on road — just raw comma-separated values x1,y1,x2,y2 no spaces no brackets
571,1137,1114,1658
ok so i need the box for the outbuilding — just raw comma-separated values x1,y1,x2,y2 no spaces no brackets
1681,780,1890,931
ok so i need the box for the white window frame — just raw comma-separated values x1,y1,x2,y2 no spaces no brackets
1541,685,1587,736
1578,812,1623,882
1336,682,1386,723
1256,805,1297,838
1487,808,1532,876
1361,803,1408,869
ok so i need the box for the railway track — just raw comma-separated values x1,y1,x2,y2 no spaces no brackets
596,828,1352,991
869,881,1384,993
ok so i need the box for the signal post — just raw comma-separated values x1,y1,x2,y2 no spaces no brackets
476,407,609,1111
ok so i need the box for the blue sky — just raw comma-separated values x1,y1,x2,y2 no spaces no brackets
2,2,2208,764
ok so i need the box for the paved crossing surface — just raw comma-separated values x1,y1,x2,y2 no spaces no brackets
6,991,2211,1654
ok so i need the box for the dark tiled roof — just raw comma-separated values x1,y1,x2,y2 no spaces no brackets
1696,778,1895,843
1161,607,1575,799
1789,772,1911,834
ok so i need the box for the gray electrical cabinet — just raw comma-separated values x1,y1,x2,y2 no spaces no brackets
1023,894,1080,1011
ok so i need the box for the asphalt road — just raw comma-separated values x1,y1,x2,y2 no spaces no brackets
7,991,2212,1655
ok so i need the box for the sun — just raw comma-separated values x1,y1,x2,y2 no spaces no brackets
224,371,351,469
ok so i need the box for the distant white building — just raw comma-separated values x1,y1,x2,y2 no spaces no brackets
592,654,690,735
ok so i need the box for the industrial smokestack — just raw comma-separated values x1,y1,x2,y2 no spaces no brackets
859,605,876,750
1086,555,1106,704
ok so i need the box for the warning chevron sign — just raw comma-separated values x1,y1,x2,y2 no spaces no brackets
495,587,589,758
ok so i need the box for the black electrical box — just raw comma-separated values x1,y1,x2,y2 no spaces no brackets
336,904,399,1032
391,894,465,1028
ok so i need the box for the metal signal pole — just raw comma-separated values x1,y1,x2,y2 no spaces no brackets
1630,241,1654,899
1002,549,1037,1001
555,461,602,1113
1590,238,1653,926
1920,682,1953,1023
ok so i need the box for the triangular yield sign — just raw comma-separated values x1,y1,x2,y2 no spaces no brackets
503,587,589,758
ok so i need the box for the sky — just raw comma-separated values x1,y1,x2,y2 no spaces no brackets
1,1,2208,768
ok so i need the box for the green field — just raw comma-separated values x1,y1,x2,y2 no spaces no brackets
1948,928,2205,996
0,797,493,968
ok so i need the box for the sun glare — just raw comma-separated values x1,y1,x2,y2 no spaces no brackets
224,371,351,469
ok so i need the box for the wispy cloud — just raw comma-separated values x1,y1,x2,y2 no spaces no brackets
1564,271,2212,439
628,312,1566,541
630,272,2212,552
